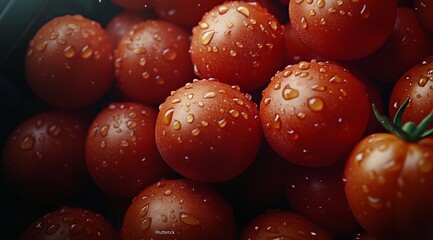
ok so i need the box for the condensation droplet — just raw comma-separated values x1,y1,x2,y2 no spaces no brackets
140,218,152,230
164,189,172,196
180,213,200,226
308,97,324,112
367,196,382,209
282,85,299,100
20,135,35,150
418,158,433,173
298,61,310,70
273,114,282,129
316,0,325,8
164,108,175,126
100,125,109,137
312,85,326,91
201,31,215,45
229,109,239,117
203,92,216,99
173,120,181,130
236,6,250,17
48,125,61,137
300,17,308,29
218,119,227,128
64,46,76,58
36,41,47,52
81,45,93,59
186,114,195,123
218,6,229,15
163,48,177,61
100,141,106,149
44,223,60,235
191,128,201,136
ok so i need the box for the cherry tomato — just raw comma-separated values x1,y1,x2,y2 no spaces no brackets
389,56,433,129
19,207,119,240
414,0,433,35
260,60,370,167
190,1,284,91
121,179,237,240
240,210,334,240
86,102,173,197
114,20,194,104
152,0,226,29
354,8,433,84
289,0,397,60
155,79,262,182
2,111,90,202
282,22,320,65
111,0,152,11
25,15,113,109
285,163,360,235
105,11,152,47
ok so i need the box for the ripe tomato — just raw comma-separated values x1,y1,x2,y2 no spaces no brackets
345,101,433,239
289,0,397,60
111,0,152,11
285,163,360,235
389,56,433,129
105,11,153,47
25,15,113,109
283,22,320,65
155,79,262,182
190,1,284,91
19,207,119,240
121,179,237,240
2,111,90,202
414,0,433,35
152,0,226,29
114,20,194,104
260,60,370,167
86,102,173,197
240,210,334,240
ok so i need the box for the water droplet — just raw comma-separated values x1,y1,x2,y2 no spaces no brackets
203,92,216,99
191,128,201,136
164,108,175,126
70,223,85,235
20,135,35,150
139,57,147,67
201,120,209,127
140,218,152,230
186,114,195,123
418,158,432,173
418,76,429,87
300,17,308,29
295,0,304,3
297,112,306,119
287,130,299,140
153,33,162,42
218,119,227,128
64,46,76,58
100,141,106,149
36,41,47,51
269,21,278,31
236,6,250,17
48,125,61,137
362,184,370,193
218,6,229,15
329,74,343,83
273,114,282,129
367,196,382,209
316,0,325,8
161,215,168,222
180,213,200,226
44,223,60,235
229,109,240,118
320,18,327,25
298,61,310,70
309,9,316,16
360,4,370,18
163,189,172,196
81,45,93,59
50,32,59,40
311,85,326,91
337,117,349,131
199,22,209,29
282,85,299,100
229,50,237,56
382,160,401,172
173,120,181,130
201,31,215,45
308,97,324,112
100,125,109,137
263,97,271,106
163,48,177,61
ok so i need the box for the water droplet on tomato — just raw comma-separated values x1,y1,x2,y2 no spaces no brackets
48,125,61,137
236,6,250,17
180,213,200,226
191,128,201,136
64,46,76,58
316,0,325,8
173,120,181,130
367,196,382,209
20,135,35,150
300,17,308,29
282,85,299,100
218,6,229,15
218,119,227,128
201,31,215,46
273,114,282,129
70,223,85,235
36,41,47,52
203,92,216,99
140,218,152,230
44,223,60,235
418,158,432,173
163,48,177,61
308,97,324,112
81,45,93,59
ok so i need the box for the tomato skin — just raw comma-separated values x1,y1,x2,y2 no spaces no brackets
155,79,262,182
111,0,153,11
414,0,433,35
345,133,433,239
19,207,119,240
190,1,284,91
121,179,237,240
2,111,90,202
260,60,370,167
25,15,113,109
389,56,433,129
86,102,173,197
105,11,152,47
114,20,194,104
283,23,320,65
289,0,397,60
240,210,334,240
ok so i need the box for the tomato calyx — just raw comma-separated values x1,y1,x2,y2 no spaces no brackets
373,98,433,142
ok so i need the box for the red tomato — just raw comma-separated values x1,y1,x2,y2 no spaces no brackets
240,210,334,240
121,179,237,240
354,8,433,84
25,15,113,109
285,163,360,235
114,20,194,104
111,0,152,11
155,79,262,182
105,11,152,47
283,22,320,65
86,102,173,197
190,1,284,91
2,111,90,202
389,56,433,129
152,0,226,29
289,0,397,60
415,0,433,35
19,207,119,240
260,60,370,167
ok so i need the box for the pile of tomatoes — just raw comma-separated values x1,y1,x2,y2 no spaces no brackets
1,0,433,239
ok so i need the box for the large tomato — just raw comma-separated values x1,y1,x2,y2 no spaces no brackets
289,0,397,60
345,100,433,239
260,60,370,167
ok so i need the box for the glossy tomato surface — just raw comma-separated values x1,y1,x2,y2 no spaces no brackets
2,111,90,202
240,210,333,240
155,79,262,182
389,56,433,129
415,0,433,35
289,0,397,60
25,15,113,109
114,20,194,104
111,0,153,11
345,133,433,239
121,179,236,240
190,1,284,91
19,207,119,240
86,102,173,197
260,60,370,167
105,11,152,47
